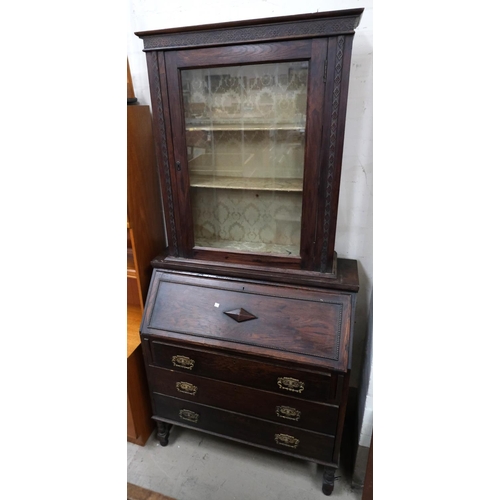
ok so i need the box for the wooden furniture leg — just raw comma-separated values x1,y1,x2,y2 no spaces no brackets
156,421,172,447
322,466,336,495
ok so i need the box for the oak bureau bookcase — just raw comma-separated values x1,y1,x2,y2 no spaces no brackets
135,8,364,495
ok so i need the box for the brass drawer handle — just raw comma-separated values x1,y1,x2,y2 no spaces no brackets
277,376,305,393
275,433,300,449
276,405,301,421
176,381,198,396
172,355,195,370
179,409,199,423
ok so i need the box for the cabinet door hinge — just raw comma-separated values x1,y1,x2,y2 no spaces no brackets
323,59,328,83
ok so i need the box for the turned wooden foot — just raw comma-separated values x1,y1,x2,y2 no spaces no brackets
156,421,172,447
322,466,336,495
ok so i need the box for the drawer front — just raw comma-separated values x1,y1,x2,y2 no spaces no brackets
148,365,339,434
153,393,335,463
146,339,340,403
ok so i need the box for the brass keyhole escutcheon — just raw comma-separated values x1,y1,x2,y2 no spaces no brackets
277,376,305,393
176,381,198,396
172,355,195,370
275,433,299,449
179,409,199,423
276,405,301,421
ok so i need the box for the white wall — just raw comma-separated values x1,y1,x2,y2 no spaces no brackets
127,0,373,386
357,291,373,447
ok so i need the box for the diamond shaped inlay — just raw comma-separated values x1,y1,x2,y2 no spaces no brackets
224,308,257,323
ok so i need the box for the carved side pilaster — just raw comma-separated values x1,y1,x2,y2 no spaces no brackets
320,36,345,273
151,52,178,256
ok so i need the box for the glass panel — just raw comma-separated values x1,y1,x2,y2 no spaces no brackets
182,61,308,256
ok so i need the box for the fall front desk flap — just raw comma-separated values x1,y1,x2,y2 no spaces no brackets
141,270,353,372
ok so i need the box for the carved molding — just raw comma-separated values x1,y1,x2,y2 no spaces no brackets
151,52,178,255
320,35,344,272
142,17,359,51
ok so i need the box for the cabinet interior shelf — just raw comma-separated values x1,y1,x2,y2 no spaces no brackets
190,174,303,192
195,238,299,256
186,123,305,132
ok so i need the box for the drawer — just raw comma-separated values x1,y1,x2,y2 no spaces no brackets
152,393,336,464
148,365,339,434
145,338,341,404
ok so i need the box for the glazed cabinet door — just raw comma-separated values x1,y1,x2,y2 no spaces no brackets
161,39,328,270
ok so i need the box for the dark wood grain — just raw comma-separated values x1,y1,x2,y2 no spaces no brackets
314,35,355,272
136,9,363,51
300,37,328,270
191,247,302,269
142,271,353,372
144,338,338,403
145,51,179,257
151,253,359,291
332,370,351,464
136,9,364,37
134,10,363,493
140,19,359,274
323,35,354,272
164,39,316,269
148,365,339,433
316,36,339,272
163,51,192,257
172,40,313,67
153,393,336,463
